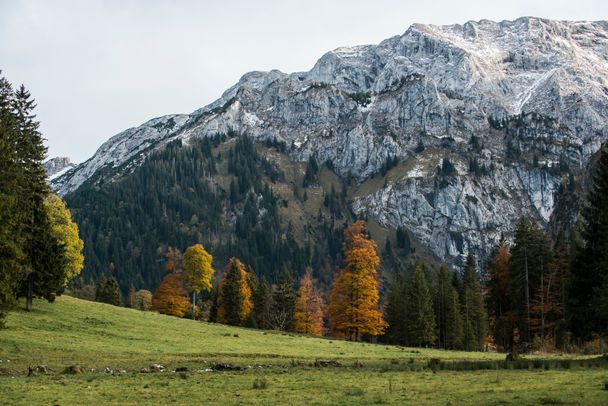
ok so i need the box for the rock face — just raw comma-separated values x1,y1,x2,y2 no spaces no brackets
44,157,75,179
53,17,608,265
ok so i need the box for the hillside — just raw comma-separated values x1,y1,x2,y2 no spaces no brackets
1,297,607,405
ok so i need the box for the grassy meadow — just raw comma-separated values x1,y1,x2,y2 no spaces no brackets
1,296,607,405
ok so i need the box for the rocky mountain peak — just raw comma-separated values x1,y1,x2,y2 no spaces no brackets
52,17,608,266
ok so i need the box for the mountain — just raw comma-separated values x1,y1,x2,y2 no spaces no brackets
53,17,608,291
44,157,76,179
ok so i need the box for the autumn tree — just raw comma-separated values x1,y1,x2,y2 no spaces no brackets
164,247,184,274
129,289,152,311
151,272,189,317
183,243,215,318
217,258,252,326
294,270,324,336
45,194,84,285
328,220,387,341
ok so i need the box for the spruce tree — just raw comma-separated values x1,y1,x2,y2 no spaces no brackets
569,144,608,340
103,277,122,306
270,269,296,331
509,217,552,347
485,237,512,351
11,84,67,311
0,74,26,325
404,264,436,347
384,271,408,345
217,258,252,326
302,154,319,187
436,265,463,349
461,254,488,351
252,275,271,329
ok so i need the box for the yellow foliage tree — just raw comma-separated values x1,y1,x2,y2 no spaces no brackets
44,194,84,285
328,220,387,340
294,270,324,336
183,243,215,317
217,258,252,326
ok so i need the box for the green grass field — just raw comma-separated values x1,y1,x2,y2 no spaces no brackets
1,296,607,405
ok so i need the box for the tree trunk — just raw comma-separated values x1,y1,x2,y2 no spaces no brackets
192,291,196,320
540,261,545,347
26,272,33,312
524,247,530,344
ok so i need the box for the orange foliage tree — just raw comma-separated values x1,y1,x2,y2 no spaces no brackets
294,270,324,336
151,272,190,317
328,220,387,340
150,247,189,317
217,258,253,326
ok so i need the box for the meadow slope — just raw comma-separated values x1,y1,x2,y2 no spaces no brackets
0,296,607,405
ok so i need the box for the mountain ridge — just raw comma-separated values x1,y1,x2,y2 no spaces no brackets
53,16,608,268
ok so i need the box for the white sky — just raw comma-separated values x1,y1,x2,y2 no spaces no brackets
1,0,607,163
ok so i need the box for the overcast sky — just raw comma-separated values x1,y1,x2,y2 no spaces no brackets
1,0,607,163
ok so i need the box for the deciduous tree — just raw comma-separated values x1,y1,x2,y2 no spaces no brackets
183,243,215,318
151,273,189,317
294,270,324,336
44,193,84,285
328,220,387,340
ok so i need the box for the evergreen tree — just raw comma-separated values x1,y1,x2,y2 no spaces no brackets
435,265,463,349
270,269,296,331
302,154,319,187
509,217,552,347
0,74,26,326
104,277,122,306
96,276,122,306
95,275,107,302
384,271,408,345
217,258,252,326
0,74,81,323
485,236,513,351
569,144,608,340
252,275,271,329
461,254,488,351
404,264,436,347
